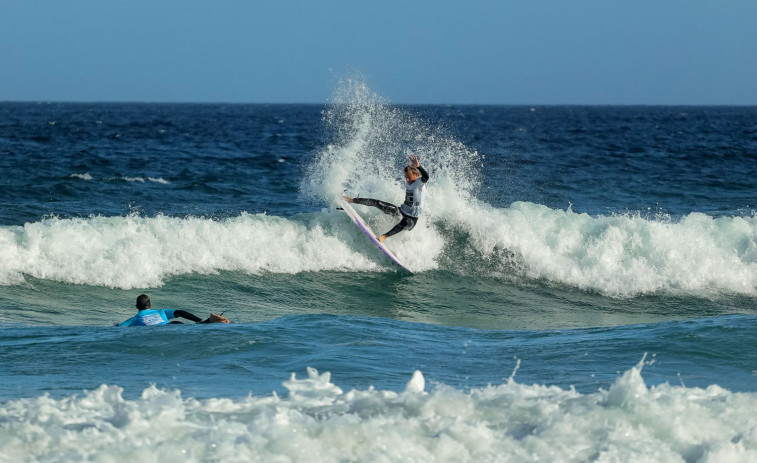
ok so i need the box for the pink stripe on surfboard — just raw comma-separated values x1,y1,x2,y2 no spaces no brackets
339,198,413,273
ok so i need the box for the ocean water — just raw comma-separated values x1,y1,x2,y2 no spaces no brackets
2,81,757,461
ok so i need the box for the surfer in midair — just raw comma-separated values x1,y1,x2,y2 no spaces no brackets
344,155,430,243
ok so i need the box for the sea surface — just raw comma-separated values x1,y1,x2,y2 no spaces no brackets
2,81,757,461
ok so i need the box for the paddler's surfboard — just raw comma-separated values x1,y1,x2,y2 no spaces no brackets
338,197,413,273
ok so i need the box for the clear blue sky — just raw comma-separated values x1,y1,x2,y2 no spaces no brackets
2,0,756,105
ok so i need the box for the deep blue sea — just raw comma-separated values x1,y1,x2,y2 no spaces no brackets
2,81,757,461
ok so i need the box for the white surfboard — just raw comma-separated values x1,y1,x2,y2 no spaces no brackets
338,197,413,273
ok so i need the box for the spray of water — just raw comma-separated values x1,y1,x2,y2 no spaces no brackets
300,78,484,212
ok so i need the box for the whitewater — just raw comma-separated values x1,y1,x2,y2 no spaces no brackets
4,359,757,463
3,204,757,298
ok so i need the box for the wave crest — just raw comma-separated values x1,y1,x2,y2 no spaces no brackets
2,205,757,298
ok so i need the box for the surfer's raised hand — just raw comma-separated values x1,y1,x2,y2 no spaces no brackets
409,155,420,168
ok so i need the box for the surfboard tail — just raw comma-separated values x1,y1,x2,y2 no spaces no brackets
337,197,413,273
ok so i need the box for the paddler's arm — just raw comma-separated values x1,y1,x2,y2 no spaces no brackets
174,310,204,323
174,310,229,324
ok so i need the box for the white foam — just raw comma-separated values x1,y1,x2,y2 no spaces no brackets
68,174,168,184
5,203,754,296
3,362,757,462
68,173,93,180
0,213,380,289
456,201,757,297
102,176,170,184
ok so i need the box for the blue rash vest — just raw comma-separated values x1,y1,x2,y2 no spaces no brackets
118,309,177,327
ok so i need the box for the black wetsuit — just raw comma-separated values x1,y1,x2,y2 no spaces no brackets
170,310,205,324
352,165,430,238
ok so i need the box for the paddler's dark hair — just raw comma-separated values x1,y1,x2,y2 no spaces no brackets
136,294,151,310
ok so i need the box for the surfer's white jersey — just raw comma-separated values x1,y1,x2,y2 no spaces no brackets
400,165,430,218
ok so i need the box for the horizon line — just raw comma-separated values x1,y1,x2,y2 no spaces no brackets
3,100,757,108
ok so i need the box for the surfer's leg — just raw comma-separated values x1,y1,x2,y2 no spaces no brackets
350,197,401,216
383,214,418,240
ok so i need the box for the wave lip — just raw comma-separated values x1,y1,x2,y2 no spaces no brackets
0,213,380,289
457,201,757,297
3,203,757,298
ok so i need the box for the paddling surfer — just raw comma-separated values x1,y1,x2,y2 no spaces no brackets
117,294,229,326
